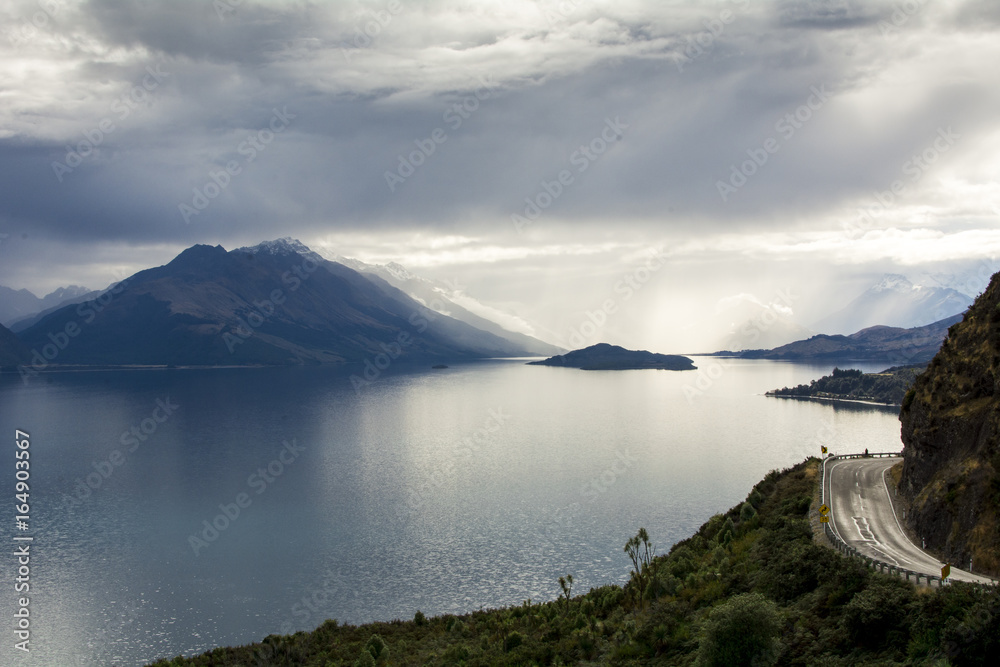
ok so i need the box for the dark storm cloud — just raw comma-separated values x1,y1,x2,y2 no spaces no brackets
0,0,998,295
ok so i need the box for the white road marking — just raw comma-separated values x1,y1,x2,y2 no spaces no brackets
828,457,998,584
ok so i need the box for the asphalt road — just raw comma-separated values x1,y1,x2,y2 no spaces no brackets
825,456,996,585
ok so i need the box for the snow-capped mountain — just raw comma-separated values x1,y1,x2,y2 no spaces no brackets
319,251,564,357
236,237,326,264
812,273,972,335
0,283,91,326
16,240,554,366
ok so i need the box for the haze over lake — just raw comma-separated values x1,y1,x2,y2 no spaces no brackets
0,359,900,666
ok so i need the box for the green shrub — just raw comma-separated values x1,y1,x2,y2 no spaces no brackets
696,593,781,667
504,631,524,652
353,650,375,667
841,579,914,649
362,633,389,664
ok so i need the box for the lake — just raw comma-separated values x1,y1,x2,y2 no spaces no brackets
0,357,901,666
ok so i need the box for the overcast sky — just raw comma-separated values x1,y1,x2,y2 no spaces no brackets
1,0,998,351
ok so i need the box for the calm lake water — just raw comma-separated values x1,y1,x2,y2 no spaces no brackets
0,357,900,666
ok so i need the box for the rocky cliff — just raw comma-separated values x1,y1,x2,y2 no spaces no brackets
900,271,1000,576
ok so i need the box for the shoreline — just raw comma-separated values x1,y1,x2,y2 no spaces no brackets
765,393,900,409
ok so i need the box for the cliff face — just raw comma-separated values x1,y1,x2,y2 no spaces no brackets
900,271,1000,576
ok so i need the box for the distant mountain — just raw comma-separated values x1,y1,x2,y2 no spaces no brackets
15,240,543,367
527,343,696,370
0,286,43,325
813,274,972,334
708,292,813,352
0,322,30,368
716,313,815,352
719,313,962,364
0,284,91,326
8,285,106,332
326,250,562,357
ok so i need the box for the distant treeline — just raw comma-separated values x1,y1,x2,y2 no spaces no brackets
768,365,926,406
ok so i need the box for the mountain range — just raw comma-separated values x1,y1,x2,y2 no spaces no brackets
812,273,972,335
12,239,558,369
4,242,977,371
0,284,91,326
326,248,561,357
720,313,962,363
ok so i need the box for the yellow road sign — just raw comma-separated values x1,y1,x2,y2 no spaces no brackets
819,504,830,515
941,563,951,580
821,446,828,454
820,516,829,523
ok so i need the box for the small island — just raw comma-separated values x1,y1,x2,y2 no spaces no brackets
766,365,925,406
527,343,696,371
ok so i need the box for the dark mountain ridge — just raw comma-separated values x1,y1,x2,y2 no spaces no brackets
717,313,963,363
14,241,543,369
0,322,30,368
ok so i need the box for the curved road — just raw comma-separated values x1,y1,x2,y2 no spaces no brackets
825,456,996,585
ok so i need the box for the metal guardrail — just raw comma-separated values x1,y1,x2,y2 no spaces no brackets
821,452,994,589
823,523,947,586
830,451,900,460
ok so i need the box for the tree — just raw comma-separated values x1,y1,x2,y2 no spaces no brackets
624,527,660,606
697,593,781,667
558,574,574,610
